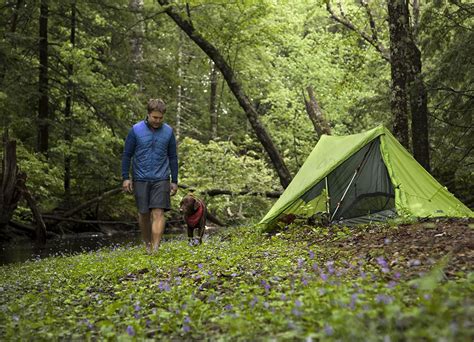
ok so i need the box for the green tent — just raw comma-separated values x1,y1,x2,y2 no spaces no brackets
260,125,473,228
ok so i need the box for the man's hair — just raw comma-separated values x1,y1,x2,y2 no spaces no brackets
147,98,166,114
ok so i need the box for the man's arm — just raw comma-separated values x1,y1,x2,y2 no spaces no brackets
122,128,136,192
168,130,178,195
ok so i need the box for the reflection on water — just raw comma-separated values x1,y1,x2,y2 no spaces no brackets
0,232,147,266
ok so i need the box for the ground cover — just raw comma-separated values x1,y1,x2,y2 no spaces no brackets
0,219,472,340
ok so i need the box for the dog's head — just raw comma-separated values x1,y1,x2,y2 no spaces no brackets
179,194,200,216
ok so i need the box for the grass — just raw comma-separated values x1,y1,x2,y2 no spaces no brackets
0,223,472,341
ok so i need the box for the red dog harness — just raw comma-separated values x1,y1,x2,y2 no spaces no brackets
185,200,205,228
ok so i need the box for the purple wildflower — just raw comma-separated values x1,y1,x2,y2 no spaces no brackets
302,277,308,286
158,281,171,292
198,263,203,269
250,296,259,308
326,261,335,274
134,303,141,311
324,324,334,336
291,308,301,316
261,280,271,293
280,294,287,301
394,272,401,279
350,293,358,309
312,263,319,271
297,258,305,268
375,294,394,305
387,281,397,289
320,272,328,281
295,300,302,307
224,304,233,310
126,325,135,336
184,316,191,323
231,273,237,277
183,325,191,333
309,250,315,259
376,256,388,268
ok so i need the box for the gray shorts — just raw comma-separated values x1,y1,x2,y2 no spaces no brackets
133,180,171,213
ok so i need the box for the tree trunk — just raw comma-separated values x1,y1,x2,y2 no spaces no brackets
209,62,218,139
0,135,21,230
157,0,292,188
0,134,46,243
20,178,47,244
407,41,430,171
37,0,49,156
176,31,184,142
64,0,76,204
129,0,144,92
303,86,331,137
387,0,410,149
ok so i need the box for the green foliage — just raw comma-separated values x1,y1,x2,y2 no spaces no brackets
0,0,471,229
0,225,471,340
178,137,276,224
420,1,474,205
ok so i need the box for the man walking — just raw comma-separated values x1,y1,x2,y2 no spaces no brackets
122,98,178,253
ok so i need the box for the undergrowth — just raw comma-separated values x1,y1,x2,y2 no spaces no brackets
0,224,472,341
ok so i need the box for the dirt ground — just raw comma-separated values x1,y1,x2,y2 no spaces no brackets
292,218,473,279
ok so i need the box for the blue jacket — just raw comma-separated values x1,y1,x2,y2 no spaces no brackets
121,120,178,183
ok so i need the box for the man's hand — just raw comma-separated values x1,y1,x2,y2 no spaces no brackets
170,182,178,196
122,180,133,193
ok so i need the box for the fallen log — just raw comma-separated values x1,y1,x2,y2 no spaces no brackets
179,184,282,198
9,220,58,238
42,215,137,226
61,187,122,218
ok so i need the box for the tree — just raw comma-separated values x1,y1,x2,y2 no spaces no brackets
387,0,410,149
326,0,431,170
37,0,49,156
63,0,76,204
157,0,292,189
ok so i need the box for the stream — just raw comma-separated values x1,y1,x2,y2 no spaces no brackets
0,231,149,265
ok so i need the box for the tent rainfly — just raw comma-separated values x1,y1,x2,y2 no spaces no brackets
260,125,473,228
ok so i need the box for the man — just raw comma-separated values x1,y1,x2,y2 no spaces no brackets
122,98,178,253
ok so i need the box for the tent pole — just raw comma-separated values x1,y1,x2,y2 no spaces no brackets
325,176,330,215
330,169,358,221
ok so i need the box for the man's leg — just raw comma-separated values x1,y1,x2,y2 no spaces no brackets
138,212,152,252
151,208,165,252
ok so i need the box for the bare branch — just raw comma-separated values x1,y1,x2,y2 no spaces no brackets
326,0,390,62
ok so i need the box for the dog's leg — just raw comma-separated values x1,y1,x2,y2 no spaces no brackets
187,226,194,244
197,207,207,244
197,227,204,244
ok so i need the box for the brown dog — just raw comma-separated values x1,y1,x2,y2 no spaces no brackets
179,194,207,245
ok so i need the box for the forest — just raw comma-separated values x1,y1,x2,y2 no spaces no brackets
0,0,473,340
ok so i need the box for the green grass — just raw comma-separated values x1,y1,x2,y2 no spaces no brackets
0,225,472,341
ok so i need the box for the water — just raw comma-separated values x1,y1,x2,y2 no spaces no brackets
0,231,144,265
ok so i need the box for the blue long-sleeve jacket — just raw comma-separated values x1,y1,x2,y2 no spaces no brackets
121,120,178,183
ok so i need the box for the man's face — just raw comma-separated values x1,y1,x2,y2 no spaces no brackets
147,111,164,129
